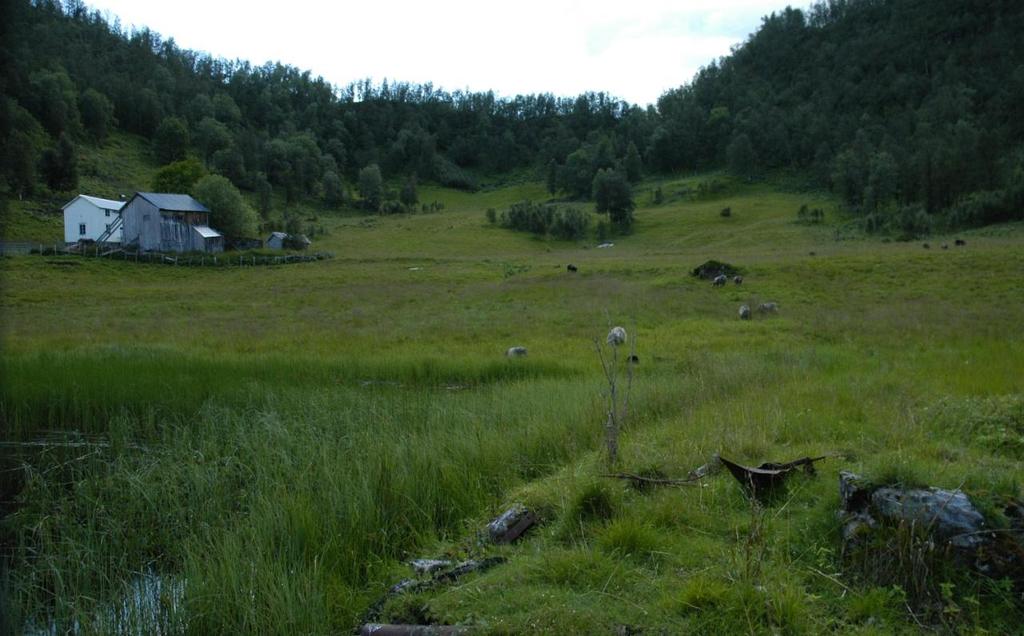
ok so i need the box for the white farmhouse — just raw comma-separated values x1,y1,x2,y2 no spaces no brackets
62,194,125,244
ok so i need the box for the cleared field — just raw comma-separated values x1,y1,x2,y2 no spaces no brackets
2,175,1023,633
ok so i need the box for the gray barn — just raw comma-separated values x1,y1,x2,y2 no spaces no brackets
121,192,224,253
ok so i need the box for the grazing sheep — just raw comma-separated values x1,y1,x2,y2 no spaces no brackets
758,302,779,314
733,275,743,285
567,264,578,272
607,326,627,346
955,239,966,246
809,251,816,256
627,354,639,364
941,243,949,250
712,274,728,287
923,243,930,249
739,304,751,320
506,346,527,358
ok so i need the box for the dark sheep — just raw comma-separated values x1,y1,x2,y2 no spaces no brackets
955,239,966,246
923,243,930,249
733,275,743,285
627,354,639,364
567,264,578,272
809,251,816,256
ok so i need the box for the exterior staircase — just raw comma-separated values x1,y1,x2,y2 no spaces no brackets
93,213,123,245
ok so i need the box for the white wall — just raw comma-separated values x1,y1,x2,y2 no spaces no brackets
63,198,123,244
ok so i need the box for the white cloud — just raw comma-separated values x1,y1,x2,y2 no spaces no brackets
87,0,786,106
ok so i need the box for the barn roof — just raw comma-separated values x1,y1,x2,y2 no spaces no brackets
62,194,125,211
135,192,210,213
268,231,287,240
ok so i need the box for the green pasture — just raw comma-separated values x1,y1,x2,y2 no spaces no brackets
2,171,1023,633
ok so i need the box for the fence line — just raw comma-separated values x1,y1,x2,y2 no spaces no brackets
0,241,36,256
23,244,334,267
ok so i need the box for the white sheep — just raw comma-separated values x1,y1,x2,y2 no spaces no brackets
607,326,627,346
739,304,751,320
506,346,527,357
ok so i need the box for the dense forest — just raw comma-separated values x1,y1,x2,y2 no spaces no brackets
1,0,1023,236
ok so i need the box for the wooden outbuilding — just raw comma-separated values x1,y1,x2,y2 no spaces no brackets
121,192,223,253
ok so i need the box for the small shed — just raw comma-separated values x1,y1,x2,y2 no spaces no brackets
191,225,224,253
62,194,125,244
266,232,311,250
266,231,288,250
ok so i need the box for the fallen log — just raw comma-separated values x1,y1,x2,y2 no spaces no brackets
359,625,465,636
602,455,722,489
487,505,536,544
602,472,703,488
360,557,506,626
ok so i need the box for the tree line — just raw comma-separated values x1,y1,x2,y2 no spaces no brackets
2,0,1023,237
654,0,1024,234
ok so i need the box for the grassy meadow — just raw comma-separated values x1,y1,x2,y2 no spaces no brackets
2,164,1024,633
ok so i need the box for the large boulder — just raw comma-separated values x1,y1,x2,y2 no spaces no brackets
838,471,1023,579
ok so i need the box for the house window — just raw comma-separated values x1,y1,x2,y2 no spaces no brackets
106,223,112,231
79,223,86,236
105,210,110,217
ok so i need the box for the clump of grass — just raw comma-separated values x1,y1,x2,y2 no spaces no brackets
926,394,1024,457
526,548,618,589
596,518,662,563
845,586,907,627
663,575,812,633
554,480,618,545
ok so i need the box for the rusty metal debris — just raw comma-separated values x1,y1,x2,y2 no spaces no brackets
719,455,833,501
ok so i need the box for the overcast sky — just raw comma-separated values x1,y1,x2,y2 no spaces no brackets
86,0,789,107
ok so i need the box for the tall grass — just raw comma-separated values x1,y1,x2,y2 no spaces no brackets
0,347,577,439
2,338,819,633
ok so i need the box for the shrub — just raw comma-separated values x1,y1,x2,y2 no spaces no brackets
485,208,496,224
497,200,590,240
892,204,933,239
550,207,590,240
432,155,478,191
796,205,824,224
945,188,1023,228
